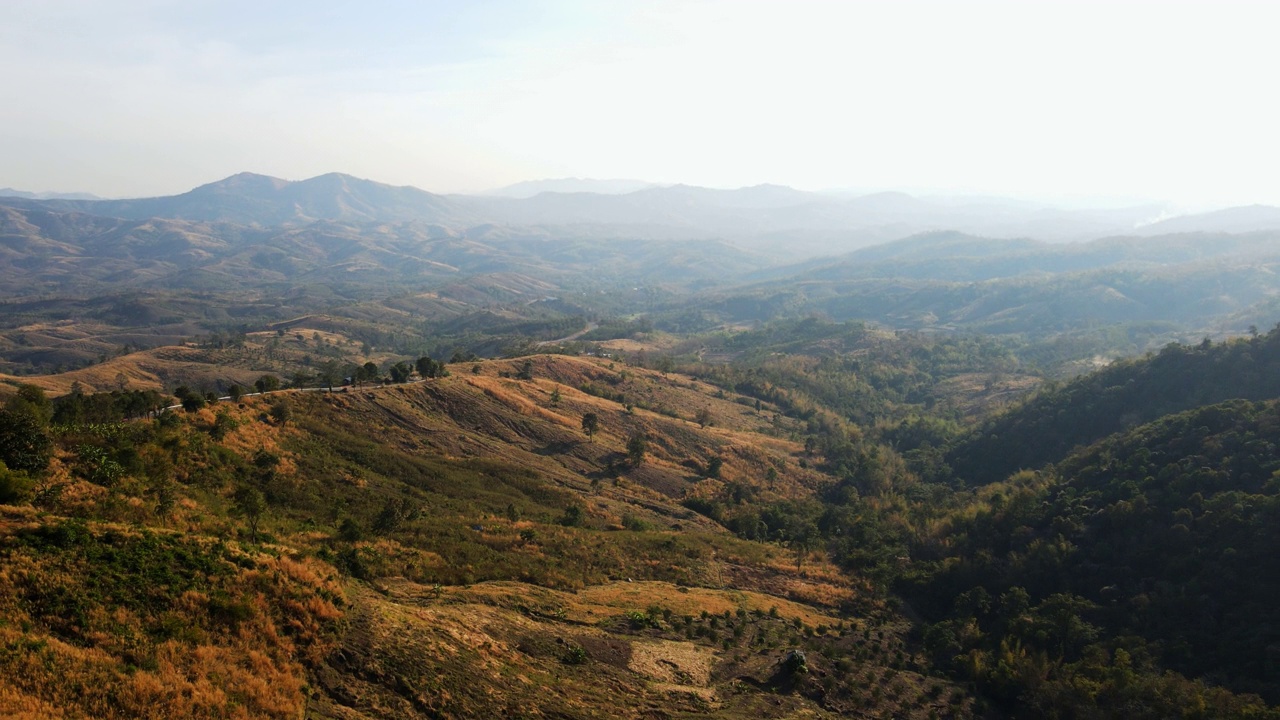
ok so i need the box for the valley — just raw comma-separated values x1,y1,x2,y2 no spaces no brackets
3,174,1280,718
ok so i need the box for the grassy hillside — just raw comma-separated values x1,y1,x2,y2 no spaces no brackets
7,331,1280,718
0,355,975,719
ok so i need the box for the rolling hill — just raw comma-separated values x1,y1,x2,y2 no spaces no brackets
911,397,1280,707
0,354,979,719
674,230,1280,340
946,327,1280,485
1136,204,1280,236
0,202,767,297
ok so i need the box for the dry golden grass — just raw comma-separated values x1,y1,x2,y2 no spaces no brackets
597,337,679,353
409,579,841,629
210,401,300,476
463,375,578,429
0,684,70,719
628,639,714,685
0,507,345,720
0,349,946,718
932,371,1042,417
0,346,264,395
309,582,742,719
313,574,936,719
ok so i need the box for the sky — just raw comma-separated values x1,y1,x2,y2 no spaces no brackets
3,0,1278,208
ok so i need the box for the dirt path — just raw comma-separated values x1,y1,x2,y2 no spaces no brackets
536,321,598,346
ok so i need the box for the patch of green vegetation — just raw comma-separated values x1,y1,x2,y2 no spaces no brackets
948,328,1280,485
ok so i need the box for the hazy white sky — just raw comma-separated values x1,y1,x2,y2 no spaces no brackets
3,0,1277,207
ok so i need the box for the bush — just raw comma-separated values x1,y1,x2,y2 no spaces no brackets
561,643,588,664
559,505,584,527
782,649,808,675
0,463,33,503
621,513,652,531
338,518,364,542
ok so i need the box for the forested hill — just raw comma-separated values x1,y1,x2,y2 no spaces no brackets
947,326,1280,485
912,398,1280,707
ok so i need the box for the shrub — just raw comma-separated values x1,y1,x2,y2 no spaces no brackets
561,643,588,664
559,504,584,527
782,649,808,675
621,513,652,531
0,463,34,502
338,518,364,542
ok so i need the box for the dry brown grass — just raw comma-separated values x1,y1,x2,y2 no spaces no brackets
597,337,678,354
211,401,300,476
0,346,264,395
413,579,842,629
0,684,70,719
463,375,577,429
0,508,345,720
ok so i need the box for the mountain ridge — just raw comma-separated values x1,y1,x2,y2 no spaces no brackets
9,171,1239,255
0,187,103,201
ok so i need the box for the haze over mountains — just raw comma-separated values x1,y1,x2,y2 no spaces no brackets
6,166,1280,720
483,177,660,198
0,188,103,201
7,169,1280,374
8,171,1280,259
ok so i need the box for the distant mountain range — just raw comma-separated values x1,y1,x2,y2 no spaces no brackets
0,187,102,201
0,201,766,298
4,172,1280,258
1134,204,1280,235
482,177,659,198
3,172,475,227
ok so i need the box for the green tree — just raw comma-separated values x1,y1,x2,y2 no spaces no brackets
706,456,723,479
210,410,238,440
254,375,280,393
517,359,534,381
269,401,291,424
2,389,53,476
8,385,52,425
373,498,417,534
581,412,600,441
180,392,206,412
317,360,344,390
0,407,54,474
338,518,364,542
388,361,412,383
626,432,648,467
560,504,585,527
232,485,267,543
357,361,380,385
416,355,444,378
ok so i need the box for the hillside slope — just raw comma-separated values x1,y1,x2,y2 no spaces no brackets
911,398,1280,707
0,355,973,719
947,327,1280,484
